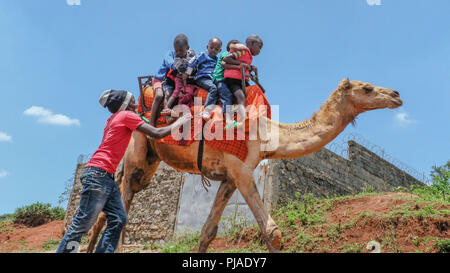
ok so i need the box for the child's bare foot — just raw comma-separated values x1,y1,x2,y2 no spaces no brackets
161,108,173,116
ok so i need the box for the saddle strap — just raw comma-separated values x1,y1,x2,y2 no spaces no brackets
197,121,212,192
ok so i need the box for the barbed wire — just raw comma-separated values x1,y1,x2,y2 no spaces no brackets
325,133,431,185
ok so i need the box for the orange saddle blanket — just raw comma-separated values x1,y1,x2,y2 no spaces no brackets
137,85,271,162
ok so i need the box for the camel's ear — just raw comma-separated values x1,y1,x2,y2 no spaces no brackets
339,78,351,90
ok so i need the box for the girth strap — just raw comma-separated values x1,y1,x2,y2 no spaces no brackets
197,121,212,192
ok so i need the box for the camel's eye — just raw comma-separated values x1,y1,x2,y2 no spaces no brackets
363,86,373,93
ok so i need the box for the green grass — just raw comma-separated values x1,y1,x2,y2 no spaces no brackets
161,231,200,253
143,242,161,251
42,238,60,251
338,243,364,253
290,231,323,252
434,239,450,253
273,193,326,228
385,203,449,221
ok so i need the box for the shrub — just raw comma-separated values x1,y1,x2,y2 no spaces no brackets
13,202,65,227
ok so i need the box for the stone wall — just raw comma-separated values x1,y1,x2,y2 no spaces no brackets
63,163,85,230
124,162,184,245
263,140,424,211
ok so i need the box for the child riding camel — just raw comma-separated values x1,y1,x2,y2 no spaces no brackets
185,37,222,119
223,34,263,128
150,34,196,126
211,39,249,127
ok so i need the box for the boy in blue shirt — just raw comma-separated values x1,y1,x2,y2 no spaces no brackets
150,34,196,126
186,38,222,119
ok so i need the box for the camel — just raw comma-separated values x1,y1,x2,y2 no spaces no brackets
85,78,402,253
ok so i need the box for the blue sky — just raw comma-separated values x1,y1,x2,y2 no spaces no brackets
0,0,449,214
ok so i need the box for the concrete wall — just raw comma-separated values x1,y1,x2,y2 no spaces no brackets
175,163,265,234
263,140,423,211
64,140,424,244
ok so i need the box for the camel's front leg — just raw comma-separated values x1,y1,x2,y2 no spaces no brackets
198,180,237,253
227,162,282,253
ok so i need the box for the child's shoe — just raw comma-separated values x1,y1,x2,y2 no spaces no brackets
225,120,240,129
200,111,211,120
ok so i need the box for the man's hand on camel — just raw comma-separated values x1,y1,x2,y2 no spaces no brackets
173,112,192,127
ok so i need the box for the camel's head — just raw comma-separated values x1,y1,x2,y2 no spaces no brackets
338,78,403,112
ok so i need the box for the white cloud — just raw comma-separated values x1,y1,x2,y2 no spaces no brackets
24,106,81,127
0,132,12,142
0,170,9,179
67,0,81,6
366,0,381,6
394,108,417,128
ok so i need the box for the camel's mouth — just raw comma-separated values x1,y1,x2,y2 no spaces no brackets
388,97,403,109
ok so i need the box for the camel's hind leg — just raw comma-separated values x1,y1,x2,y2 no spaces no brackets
198,180,237,253
226,158,282,253
86,132,160,253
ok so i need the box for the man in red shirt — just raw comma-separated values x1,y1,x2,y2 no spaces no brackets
57,89,191,253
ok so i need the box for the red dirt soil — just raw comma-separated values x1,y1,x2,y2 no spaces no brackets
0,220,64,253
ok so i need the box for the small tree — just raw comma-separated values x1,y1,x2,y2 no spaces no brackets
430,169,450,202
431,160,450,180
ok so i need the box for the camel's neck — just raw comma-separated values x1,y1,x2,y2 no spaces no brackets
262,90,359,159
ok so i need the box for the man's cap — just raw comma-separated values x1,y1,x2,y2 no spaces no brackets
99,89,133,113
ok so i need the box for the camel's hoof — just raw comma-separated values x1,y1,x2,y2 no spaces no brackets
269,228,282,250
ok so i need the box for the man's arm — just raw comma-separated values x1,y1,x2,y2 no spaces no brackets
229,43,248,51
136,114,191,139
223,51,250,70
222,61,241,70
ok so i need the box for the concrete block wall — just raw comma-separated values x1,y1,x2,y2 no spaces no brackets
263,141,423,211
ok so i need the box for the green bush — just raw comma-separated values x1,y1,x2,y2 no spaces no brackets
410,171,450,204
0,213,15,224
13,202,65,227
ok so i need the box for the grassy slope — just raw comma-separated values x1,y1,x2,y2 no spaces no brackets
154,190,449,254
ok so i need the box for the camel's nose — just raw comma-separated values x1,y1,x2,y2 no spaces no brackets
392,90,400,97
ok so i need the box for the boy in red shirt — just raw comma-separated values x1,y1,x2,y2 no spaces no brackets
223,34,263,128
57,89,190,253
